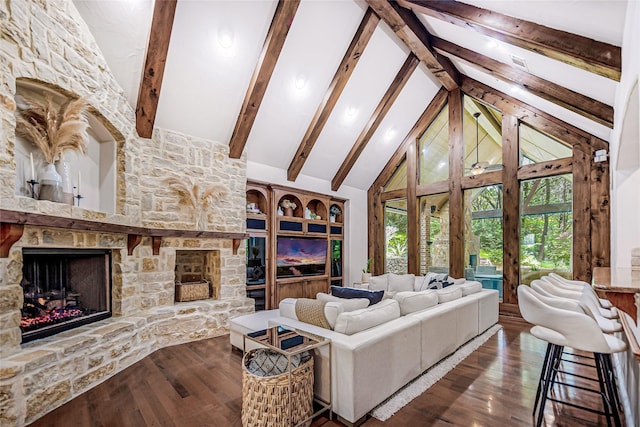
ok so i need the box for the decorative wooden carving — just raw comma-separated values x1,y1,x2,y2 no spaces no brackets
1,223,24,258
127,234,142,256
232,238,242,255
151,236,162,256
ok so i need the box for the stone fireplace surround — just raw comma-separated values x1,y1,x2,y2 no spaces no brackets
0,219,253,426
0,1,255,425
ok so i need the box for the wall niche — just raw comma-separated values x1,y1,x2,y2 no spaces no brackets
13,79,121,214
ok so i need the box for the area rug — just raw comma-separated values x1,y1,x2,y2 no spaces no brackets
370,324,503,421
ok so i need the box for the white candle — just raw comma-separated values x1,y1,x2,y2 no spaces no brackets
77,171,81,195
29,152,35,181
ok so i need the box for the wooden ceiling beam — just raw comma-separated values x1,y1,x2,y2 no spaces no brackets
228,0,301,159
365,0,459,90
431,36,614,128
331,54,419,191
135,0,178,139
461,76,607,149
287,8,379,181
398,0,621,81
370,87,448,192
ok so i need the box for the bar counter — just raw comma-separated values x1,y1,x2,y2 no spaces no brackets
593,267,640,322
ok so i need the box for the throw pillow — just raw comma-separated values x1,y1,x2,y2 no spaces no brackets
316,293,370,311
367,274,389,291
294,298,331,329
331,286,384,306
387,273,415,292
425,272,454,288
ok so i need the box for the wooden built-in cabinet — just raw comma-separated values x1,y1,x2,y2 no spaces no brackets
245,181,344,310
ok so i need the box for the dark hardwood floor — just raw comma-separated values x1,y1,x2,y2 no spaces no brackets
30,316,621,426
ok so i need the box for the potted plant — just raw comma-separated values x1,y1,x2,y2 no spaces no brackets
329,205,341,222
361,257,372,283
280,199,297,217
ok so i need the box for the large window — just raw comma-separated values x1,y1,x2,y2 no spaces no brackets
419,194,449,275
519,123,572,165
520,175,573,284
464,97,502,176
464,185,503,298
385,199,408,274
419,105,449,184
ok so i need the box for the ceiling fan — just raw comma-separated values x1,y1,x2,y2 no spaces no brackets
467,112,502,175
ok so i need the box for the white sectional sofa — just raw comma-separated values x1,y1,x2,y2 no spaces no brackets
232,274,499,425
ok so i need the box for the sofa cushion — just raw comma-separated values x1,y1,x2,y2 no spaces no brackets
436,286,463,303
367,274,389,291
322,302,344,329
317,293,370,312
393,290,438,315
331,286,384,306
388,273,415,292
456,280,482,296
333,299,400,335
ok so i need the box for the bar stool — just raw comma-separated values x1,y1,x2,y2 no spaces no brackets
518,285,626,427
544,274,613,308
531,279,618,319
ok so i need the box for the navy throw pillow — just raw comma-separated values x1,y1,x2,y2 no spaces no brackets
330,286,384,306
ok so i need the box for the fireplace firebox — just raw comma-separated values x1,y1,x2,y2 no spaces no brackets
20,248,112,343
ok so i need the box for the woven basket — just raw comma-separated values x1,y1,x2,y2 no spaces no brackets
174,280,210,302
241,349,314,427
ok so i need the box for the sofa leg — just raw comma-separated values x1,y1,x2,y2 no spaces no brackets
336,414,369,427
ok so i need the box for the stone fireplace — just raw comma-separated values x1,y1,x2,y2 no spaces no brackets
20,248,112,343
0,1,253,425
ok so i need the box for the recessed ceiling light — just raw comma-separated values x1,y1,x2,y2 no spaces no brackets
218,29,233,49
384,127,396,141
346,107,357,117
294,75,306,90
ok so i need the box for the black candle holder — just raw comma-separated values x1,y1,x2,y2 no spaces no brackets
74,194,84,207
26,179,38,199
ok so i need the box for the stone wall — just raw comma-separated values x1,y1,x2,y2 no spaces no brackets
0,1,252,426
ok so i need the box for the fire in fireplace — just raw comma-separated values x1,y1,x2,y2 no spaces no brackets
21,248,112,343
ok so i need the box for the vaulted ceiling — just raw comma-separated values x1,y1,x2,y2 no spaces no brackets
72,0,627,192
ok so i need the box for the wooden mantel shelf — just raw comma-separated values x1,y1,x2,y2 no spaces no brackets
0,209,248,257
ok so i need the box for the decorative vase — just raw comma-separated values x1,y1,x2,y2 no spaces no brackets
284,207,293,217
361,273,371,283
38,163,64,203
330,215,336,223
55,158,74,205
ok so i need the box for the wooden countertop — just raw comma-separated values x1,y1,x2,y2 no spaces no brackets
593,267,640,293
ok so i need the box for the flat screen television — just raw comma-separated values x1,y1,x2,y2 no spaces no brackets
276,237,327,278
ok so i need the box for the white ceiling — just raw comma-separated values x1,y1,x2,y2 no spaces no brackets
73,0,628,191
